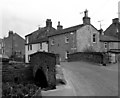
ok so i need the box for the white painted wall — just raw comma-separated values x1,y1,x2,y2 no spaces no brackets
25,42,48,63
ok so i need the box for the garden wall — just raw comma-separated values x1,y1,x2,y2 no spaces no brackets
68,52,109,64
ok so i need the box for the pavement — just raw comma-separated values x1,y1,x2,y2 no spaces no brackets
100,63,118,71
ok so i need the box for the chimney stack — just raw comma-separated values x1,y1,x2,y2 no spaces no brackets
112,18,119,24
57,21,63,30
98,29,103,35
9,31,13,37
46,19,52,27
83,9,91,25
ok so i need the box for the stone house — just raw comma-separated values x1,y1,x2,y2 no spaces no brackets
2,31,25,59
25,19,56,63
100,18,120,63
48,10,101,61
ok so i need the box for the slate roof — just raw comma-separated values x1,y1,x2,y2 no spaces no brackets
28,37,48,45
48,24,84,37
104,18,120,39
26,27,56,44
100,35,120,42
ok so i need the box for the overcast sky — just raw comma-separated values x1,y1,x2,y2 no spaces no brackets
0,0,119,39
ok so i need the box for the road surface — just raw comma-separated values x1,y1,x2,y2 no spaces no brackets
61,61,118,96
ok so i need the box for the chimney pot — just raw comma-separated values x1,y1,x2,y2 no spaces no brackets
83,9,90,25
57,21,63,30
112,18,119,24
46,19,52,27
9,31,13,37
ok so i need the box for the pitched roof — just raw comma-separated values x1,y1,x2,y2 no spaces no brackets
48,24,84,37
103,19,120,39
26,27,56,44
100,35,120,42
28,37,48,44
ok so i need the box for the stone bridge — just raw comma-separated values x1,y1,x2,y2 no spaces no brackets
30,52,59,89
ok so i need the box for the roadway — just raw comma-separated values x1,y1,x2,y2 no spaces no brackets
61,61,118,96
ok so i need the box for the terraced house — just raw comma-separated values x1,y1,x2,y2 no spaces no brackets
2,31,25,59
25,19,56,63
100,18,120,63
48,10,101,61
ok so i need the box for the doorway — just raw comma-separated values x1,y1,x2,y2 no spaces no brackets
34,68,48,88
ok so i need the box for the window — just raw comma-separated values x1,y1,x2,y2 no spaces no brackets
65,51,69,59
93,34,96,43
116,28,119,33
51,39,55,45
65,36,69,43
0,44,1,49
28,55,30,62
40,43,42,49
30,44,32,50
28,45,29,51
104,42,107,49
2,49,4,54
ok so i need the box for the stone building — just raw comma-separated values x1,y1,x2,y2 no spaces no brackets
2,31,25,58
48,10,101,61
25,19,56,63
100,18,120,63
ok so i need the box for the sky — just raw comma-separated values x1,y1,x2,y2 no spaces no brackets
0,0,119,39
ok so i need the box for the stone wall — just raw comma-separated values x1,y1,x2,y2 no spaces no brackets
68,52,109,64
30,52,56,89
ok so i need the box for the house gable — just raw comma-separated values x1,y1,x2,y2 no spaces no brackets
104,18,120,39
76,25,100,52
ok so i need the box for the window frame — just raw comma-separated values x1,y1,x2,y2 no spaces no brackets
104,42,107,49
28,55,30,62
30,44,32,50
65,36,69,43
51,39,55,46
65,51,69,59
28,45,29,51
40,43,42,49
93,34,96,43
0,44,1,49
